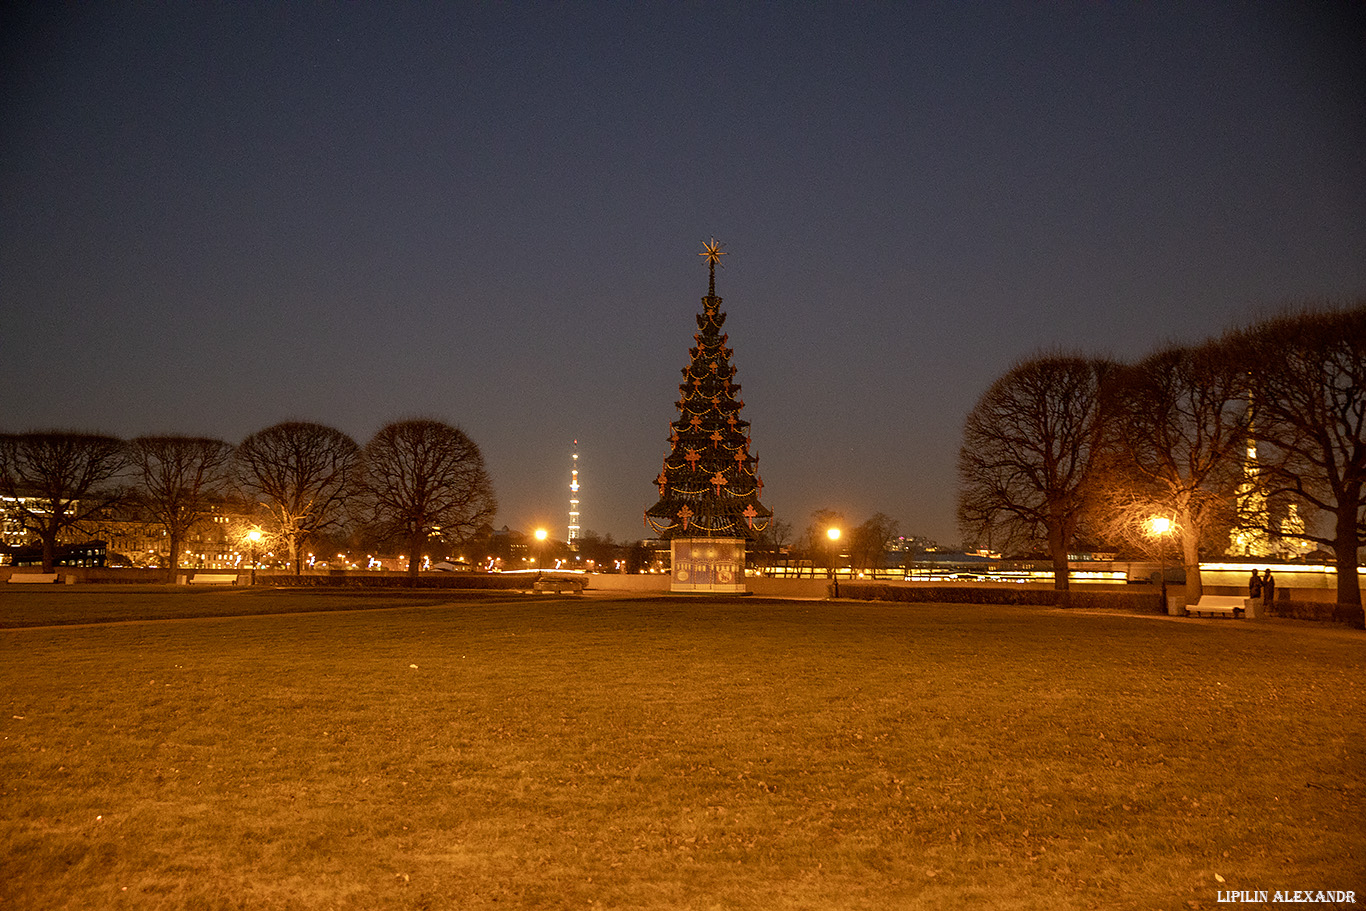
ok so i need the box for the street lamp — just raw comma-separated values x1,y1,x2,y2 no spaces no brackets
1147,516,1172,614
827,527,841,596
534,528,548,572
246,528,263,586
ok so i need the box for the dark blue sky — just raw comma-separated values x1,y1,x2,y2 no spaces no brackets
3,3,1364,546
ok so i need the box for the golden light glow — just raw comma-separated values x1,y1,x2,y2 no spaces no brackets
534,528,548,541
827,527,841,541
247,528,263,543
1148,516,1172,536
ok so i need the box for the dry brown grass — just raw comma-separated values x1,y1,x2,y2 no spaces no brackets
2,591,1363,909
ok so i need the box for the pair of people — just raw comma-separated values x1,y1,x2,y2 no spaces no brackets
1248,568,1275,604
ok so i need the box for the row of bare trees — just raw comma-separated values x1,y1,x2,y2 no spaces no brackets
792,510,905,574
744,510,909,576
956,304,1365,620
0,419,496,579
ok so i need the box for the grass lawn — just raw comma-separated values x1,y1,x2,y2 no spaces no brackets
0,586,473,628
1,591,1363,910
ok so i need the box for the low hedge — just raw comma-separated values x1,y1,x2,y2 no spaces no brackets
79,568,170,584
837,583,1048,605
1269,598,1366,628
1066,589,1164,613
836,583,1162,613
837,583,1061,607
1,568,171,584
840,583,1361,625
261,572,535,590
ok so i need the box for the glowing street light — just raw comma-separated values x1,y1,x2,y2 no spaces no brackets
827,527,842,596
246,528,263,586
1147,516,1173,613
534,528,548,570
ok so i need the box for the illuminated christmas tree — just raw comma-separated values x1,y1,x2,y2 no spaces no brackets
645,240,772,591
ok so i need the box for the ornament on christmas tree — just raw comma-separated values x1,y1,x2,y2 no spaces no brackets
645,240,773,540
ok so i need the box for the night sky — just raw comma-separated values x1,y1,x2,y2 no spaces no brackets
3,3,1364,547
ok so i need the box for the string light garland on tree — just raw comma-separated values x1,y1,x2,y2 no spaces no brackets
645,239,772,541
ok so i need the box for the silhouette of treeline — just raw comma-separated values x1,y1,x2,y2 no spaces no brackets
0,419,495,580
956,304,1365,621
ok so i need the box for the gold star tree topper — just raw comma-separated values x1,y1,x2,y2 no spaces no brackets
700,238,726,296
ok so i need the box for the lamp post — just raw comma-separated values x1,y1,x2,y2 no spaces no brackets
827,527,841,597
534,528,548,574
246,528,263,586
1148,516,1172,614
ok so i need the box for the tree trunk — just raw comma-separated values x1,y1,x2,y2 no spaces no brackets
1048,540,1072,608
41,532,57,575
1050,548,1071,604
1180,528,1203,604
1048,519,1071,595
407,531,425,583
166,531,182,584
1333,504,1363,626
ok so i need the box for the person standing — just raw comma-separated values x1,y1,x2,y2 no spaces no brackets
1262,569,1275,608
1248,569,1263,600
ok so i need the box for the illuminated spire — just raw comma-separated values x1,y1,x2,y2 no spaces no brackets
1229,392,1273,557
568,440,580,545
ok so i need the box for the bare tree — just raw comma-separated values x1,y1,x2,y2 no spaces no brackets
957,355,1113,595
236,421,361,575
362,419,496,580
131,436,235,581
1090,342,1250,602
765,517,794,550
0,431,129,572
573,530,620,571
850,512,900,577
753,516,793,571
799,508,846,578
1237,306,1366,623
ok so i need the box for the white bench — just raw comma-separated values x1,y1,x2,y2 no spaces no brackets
189,573,240,585
7,573,60,584
1186,595,1252,618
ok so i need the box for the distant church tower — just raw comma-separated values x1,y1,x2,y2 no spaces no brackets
1229,416,1274,558
568,440,581,547
645,240,772,592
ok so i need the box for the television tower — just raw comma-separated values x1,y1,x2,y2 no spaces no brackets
568,440,581,547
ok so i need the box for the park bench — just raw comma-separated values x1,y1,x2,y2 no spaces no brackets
532,576,585,594
7,573,60,584
189,573,240,585
1186,595,1255,619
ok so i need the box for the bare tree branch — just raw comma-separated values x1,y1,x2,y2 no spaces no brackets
957,354,1112,593
236,422,361,575
362,419,497,579
1236,304,1366,618
1089,341,1249,600
0,431,129,572
131,436,235,581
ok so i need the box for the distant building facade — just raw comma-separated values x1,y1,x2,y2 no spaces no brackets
0,493,259,569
